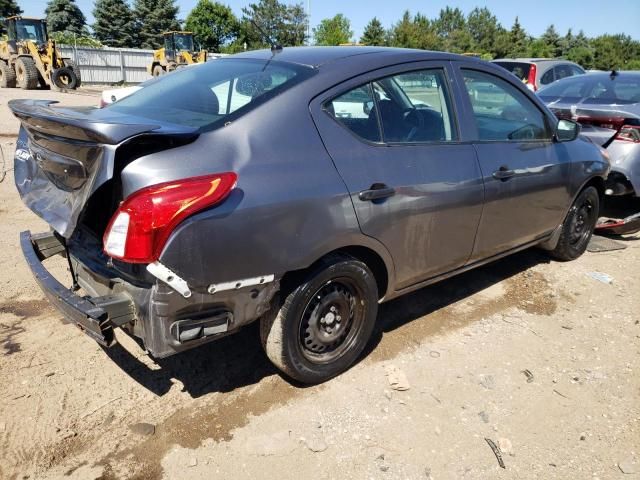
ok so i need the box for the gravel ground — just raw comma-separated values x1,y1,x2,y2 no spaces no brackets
0,87,638,480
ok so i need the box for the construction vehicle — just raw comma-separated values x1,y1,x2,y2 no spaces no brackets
0,16,81,90
148,31,207,77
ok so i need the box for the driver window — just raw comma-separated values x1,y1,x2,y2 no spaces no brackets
462,69,550,141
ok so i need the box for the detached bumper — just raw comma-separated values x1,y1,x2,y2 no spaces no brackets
20,230,135,346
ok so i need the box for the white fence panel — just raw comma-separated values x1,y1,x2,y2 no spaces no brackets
58,45,154,85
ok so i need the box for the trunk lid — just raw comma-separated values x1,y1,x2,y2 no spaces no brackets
10,99,198,238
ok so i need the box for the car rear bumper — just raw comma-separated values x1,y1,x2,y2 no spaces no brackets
20,230,135,346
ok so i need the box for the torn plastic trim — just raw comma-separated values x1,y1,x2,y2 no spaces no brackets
207,274,275,294
146,261,192,298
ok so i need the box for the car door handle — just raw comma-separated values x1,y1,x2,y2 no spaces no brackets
493,166,516,180
358,184,396,201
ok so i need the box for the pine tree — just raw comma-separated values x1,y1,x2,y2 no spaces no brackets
541,24,561,57
45,0,87,35
507,17,528,58
360,17,386,46
93,0,135,47
132,0,180,50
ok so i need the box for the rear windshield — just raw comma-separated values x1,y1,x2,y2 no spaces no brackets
538,75,640,105
108,58,313,129
493,62,531,81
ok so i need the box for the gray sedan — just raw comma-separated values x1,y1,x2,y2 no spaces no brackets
538,71,640,197
11,47,608,383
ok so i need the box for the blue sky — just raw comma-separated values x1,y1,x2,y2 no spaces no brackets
20,0,640,41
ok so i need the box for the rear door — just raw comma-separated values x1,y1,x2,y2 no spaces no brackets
452,64,572,261
311,61,484,290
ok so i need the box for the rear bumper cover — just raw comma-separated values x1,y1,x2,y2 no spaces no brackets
20,230,135,346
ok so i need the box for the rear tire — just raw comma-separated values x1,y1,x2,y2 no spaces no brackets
0,61,16,88
550,186,599,261
64,60,82,88
260,254,378,384
152,65,165,77
15,57,38,89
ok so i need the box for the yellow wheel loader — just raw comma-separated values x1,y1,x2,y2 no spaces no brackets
147,31,207,77
0,16,81,90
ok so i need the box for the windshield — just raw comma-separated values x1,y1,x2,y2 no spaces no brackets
494,62,532,81
539,74,640,105
108,58,313,129
13,19,47,44
173,33,194,52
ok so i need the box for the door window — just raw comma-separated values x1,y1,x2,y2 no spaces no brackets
540,68,555,85
462,69,551,141
324,84,381,142
373,69,455,143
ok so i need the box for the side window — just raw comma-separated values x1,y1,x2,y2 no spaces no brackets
555,65,574,81
324,84,381,142
373,69,456,143
462,69,551,141
570,65,585,76
540,68,555,85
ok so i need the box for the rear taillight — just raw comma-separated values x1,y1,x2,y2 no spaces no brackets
575,115,626,130
527,64,537,91
616,125,640,143
103,173,237,263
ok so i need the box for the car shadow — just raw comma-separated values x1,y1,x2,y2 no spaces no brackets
104,248,551,398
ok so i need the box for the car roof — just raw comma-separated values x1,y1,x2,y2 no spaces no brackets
231,46,476,69
492,58,574,64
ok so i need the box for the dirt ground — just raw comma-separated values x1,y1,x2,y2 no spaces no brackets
0,88,639,480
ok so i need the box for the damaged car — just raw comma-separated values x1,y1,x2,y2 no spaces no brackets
12,47,609,384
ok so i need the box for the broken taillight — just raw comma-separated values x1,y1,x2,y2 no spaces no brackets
103,173,237,263
615,125,640,143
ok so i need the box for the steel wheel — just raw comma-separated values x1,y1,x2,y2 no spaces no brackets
299,278,366,364
567,197,596,246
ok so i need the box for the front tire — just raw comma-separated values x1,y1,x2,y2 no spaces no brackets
152,64,165,77
550,186,599,261
15,57,38,89
260,255,378,384
0,61,16,88
64,60,82,88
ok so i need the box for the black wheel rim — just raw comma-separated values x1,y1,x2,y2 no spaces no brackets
298,278,366,364
568,197,596,246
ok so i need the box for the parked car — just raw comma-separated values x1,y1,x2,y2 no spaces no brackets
538,71,640,197
11,47,609,384
492,58,585,92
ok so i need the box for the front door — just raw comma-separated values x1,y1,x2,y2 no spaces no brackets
453,66,573,261
311,63,484,290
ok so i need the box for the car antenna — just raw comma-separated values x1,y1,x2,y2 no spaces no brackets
610,69,618,79
250,19,283,53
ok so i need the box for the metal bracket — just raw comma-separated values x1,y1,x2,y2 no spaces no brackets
146,261,192,298
207,274,275,294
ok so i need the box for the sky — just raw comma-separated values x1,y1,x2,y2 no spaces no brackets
19,0,640,41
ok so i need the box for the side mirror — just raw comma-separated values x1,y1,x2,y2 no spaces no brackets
556,119,581,142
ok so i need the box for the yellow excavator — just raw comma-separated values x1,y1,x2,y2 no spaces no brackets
0,16,81,90
148,31,207,77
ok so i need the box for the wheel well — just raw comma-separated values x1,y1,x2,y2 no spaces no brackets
280,246,390,301
583,176,605,202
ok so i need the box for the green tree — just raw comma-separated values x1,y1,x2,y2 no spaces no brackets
467,7,501,55
132,0,180,49
93,0,135,47
507,17,529,58
360,17,386,46
0,0,21,17
45,0,87,35
434,6,465,37
241,0,307,48
185,0,238,52
387,10,418,48
50,30,102,46
313,13,352,45
540,24,561,57
591,34,640,70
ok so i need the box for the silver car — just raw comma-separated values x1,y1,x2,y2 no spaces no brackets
492,58,585,92
539,71,640,197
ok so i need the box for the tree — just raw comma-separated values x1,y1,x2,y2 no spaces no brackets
507,17,529,58
185,0,238,52
0,0,21,17
241,0,307,48
540,24,561,57
313,13,352,46
387,11,418,49
45,0,87,35
467,7,501,56
360,17,386,46
132,0,180,49
93,0,135,48
434,6,465,38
